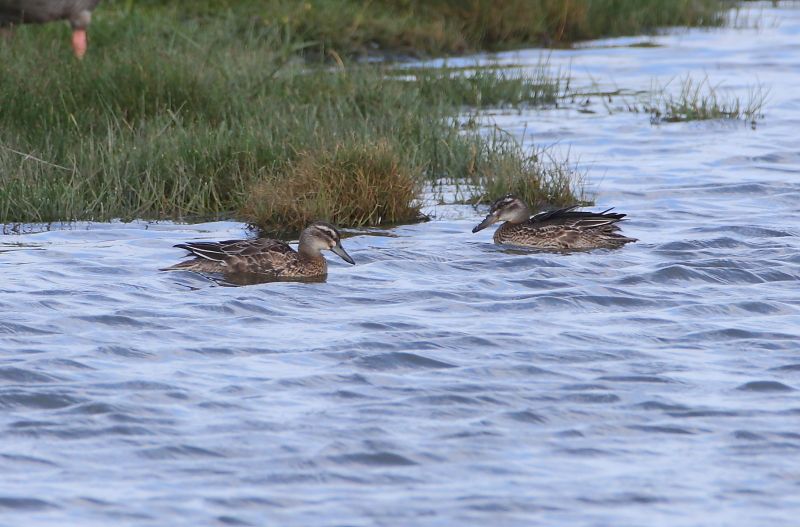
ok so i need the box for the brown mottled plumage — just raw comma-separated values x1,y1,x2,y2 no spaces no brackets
472,195,636,250
164,221,355,280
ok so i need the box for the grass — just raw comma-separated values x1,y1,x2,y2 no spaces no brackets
459,133,587,209
644,76,767,125
123,0,733,58
242,140,423,236
0,0,743,232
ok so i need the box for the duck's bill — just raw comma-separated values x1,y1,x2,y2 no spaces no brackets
332,243,355,265
472,213,498,233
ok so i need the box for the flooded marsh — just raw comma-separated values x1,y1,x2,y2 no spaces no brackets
2,2,800,526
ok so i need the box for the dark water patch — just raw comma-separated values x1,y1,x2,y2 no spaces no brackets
353,352,457,371
559,447,615,457
187,346,240,356
0,366,61,383
92,380,181,391
465,365,565,379
561,393,621,404
629,425,696,435
355,321,423,331
276,373,371,389
0,322,55,336
139,444,226,460
73,314,167,329
579,493,667,505
227,300,283,316
43,359,95,370
328,389,373,399
667,410,742,418
504,410,547,423
633,401,690,412
62,402,123,415
686,328,798,342
731,301,792,315
0,391,81,409
647,264,725,283
770,364,800,372
410,394,492,406
712,225,795,238
216,515,254,526
573,294,659,308
0,453,58,467
0,496,57,510
561,383,610,391
439,429,503,440
736,381,795,393
555,429,585,438
598,375,676,384
330,452,417,467
733,430,764,441
96,345,155,359
206,496,284,508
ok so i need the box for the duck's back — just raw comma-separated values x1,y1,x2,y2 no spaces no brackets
494,206,636,249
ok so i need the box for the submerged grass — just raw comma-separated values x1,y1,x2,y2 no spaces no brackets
644,76,768,125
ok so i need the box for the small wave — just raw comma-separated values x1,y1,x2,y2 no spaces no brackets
353,351,457,371
736,381,795,393
329,452,417,467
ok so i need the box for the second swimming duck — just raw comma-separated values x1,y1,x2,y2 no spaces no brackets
472,195,636,250
165,221,355,280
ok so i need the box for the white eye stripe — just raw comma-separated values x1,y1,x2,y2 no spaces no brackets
314,226,338,239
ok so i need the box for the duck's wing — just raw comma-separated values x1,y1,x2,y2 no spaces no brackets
174,238,293,263
530,206,626,230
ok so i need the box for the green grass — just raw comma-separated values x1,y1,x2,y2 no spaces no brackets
112,0,733,58
644,76,767,125
0,0,742,231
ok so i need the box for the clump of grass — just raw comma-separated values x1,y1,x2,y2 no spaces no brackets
459,130,587,209
644,76,767,125
242,139,423,235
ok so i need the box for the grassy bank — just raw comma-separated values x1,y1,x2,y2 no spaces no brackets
112,0,733,58
0,0,738,232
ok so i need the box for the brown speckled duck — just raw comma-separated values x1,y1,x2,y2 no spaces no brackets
165,222,355,280
472,194,636,250
0,0,102,58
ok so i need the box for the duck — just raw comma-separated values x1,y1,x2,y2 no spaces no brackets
164,221,355,280
472,194,636,250
0,0,102,58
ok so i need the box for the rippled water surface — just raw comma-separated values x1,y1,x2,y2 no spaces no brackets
3,5,800,526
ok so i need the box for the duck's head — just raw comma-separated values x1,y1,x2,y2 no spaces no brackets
472,194,530,233
300,222,355,265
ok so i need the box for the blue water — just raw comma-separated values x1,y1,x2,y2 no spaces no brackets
2,3,800,526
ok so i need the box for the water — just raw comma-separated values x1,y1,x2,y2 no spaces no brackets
3,4,800,526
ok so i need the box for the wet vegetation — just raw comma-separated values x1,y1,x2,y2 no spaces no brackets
644,76,768,125
0,0,743,231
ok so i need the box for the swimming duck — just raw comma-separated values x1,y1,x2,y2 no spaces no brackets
165,221,355,279
0,0,102,58
472,194,636,250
